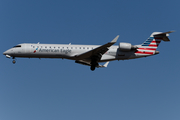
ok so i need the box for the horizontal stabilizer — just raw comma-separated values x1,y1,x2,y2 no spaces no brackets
152,31,174,42
154,31,175,36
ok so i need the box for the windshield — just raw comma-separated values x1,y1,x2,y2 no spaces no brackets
13,45,21,48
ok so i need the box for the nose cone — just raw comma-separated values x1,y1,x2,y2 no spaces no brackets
3,50,8,55
3,49,13,55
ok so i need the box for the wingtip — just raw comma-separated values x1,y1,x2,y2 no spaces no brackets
167,31,175,34
103,61,109,67
111,35,119,43
170,30,175,32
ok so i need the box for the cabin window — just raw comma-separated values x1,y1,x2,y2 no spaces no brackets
45,46,47,48
58,47,60,49
54,47,56,48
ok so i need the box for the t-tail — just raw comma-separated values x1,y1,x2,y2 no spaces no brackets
135,31,174,55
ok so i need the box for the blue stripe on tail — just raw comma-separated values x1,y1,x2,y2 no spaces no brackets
142,37,154,46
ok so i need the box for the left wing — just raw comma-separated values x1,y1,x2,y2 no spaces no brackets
75,60,110,68
75,35,119,60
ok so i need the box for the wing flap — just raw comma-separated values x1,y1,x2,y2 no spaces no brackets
75,60,110,68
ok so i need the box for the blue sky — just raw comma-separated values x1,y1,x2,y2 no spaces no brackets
1,0,180,120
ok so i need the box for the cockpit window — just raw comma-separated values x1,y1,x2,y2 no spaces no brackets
13,45,21,48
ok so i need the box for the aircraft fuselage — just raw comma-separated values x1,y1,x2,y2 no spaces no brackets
3,31,173,71
4,43,139,62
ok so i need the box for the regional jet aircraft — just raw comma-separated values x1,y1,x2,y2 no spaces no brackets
3,31,173,71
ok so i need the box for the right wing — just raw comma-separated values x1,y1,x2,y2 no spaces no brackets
75,35,119,60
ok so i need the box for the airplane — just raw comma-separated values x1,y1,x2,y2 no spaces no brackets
3,31,174,71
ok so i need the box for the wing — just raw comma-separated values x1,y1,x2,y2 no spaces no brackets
75,35,119,60
75,60,110,68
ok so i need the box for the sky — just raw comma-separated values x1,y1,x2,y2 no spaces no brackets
0,0,180,120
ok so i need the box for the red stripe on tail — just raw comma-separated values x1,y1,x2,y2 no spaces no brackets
149,44,158,47
138,48,156,50
151,41,161,43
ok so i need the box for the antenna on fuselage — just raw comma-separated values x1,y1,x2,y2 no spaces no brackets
69,43,71,45
37,42,40,44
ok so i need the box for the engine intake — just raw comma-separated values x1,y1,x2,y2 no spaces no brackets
119,43,138,51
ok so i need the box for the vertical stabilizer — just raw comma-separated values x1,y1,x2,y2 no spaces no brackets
135,31,174,56
141,31,174,50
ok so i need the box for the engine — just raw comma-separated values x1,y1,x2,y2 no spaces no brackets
119,43,137,51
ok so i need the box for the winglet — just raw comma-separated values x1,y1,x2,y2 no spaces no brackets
111,35,119,43
98,61,110,68
103,61,109,67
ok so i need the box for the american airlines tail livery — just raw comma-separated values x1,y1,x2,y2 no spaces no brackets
3,31,174,71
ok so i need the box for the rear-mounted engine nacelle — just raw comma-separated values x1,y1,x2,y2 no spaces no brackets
119,43,138,51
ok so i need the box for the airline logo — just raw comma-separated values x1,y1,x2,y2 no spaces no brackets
33,48,38,53
141,37,161,48
135,37,162,55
